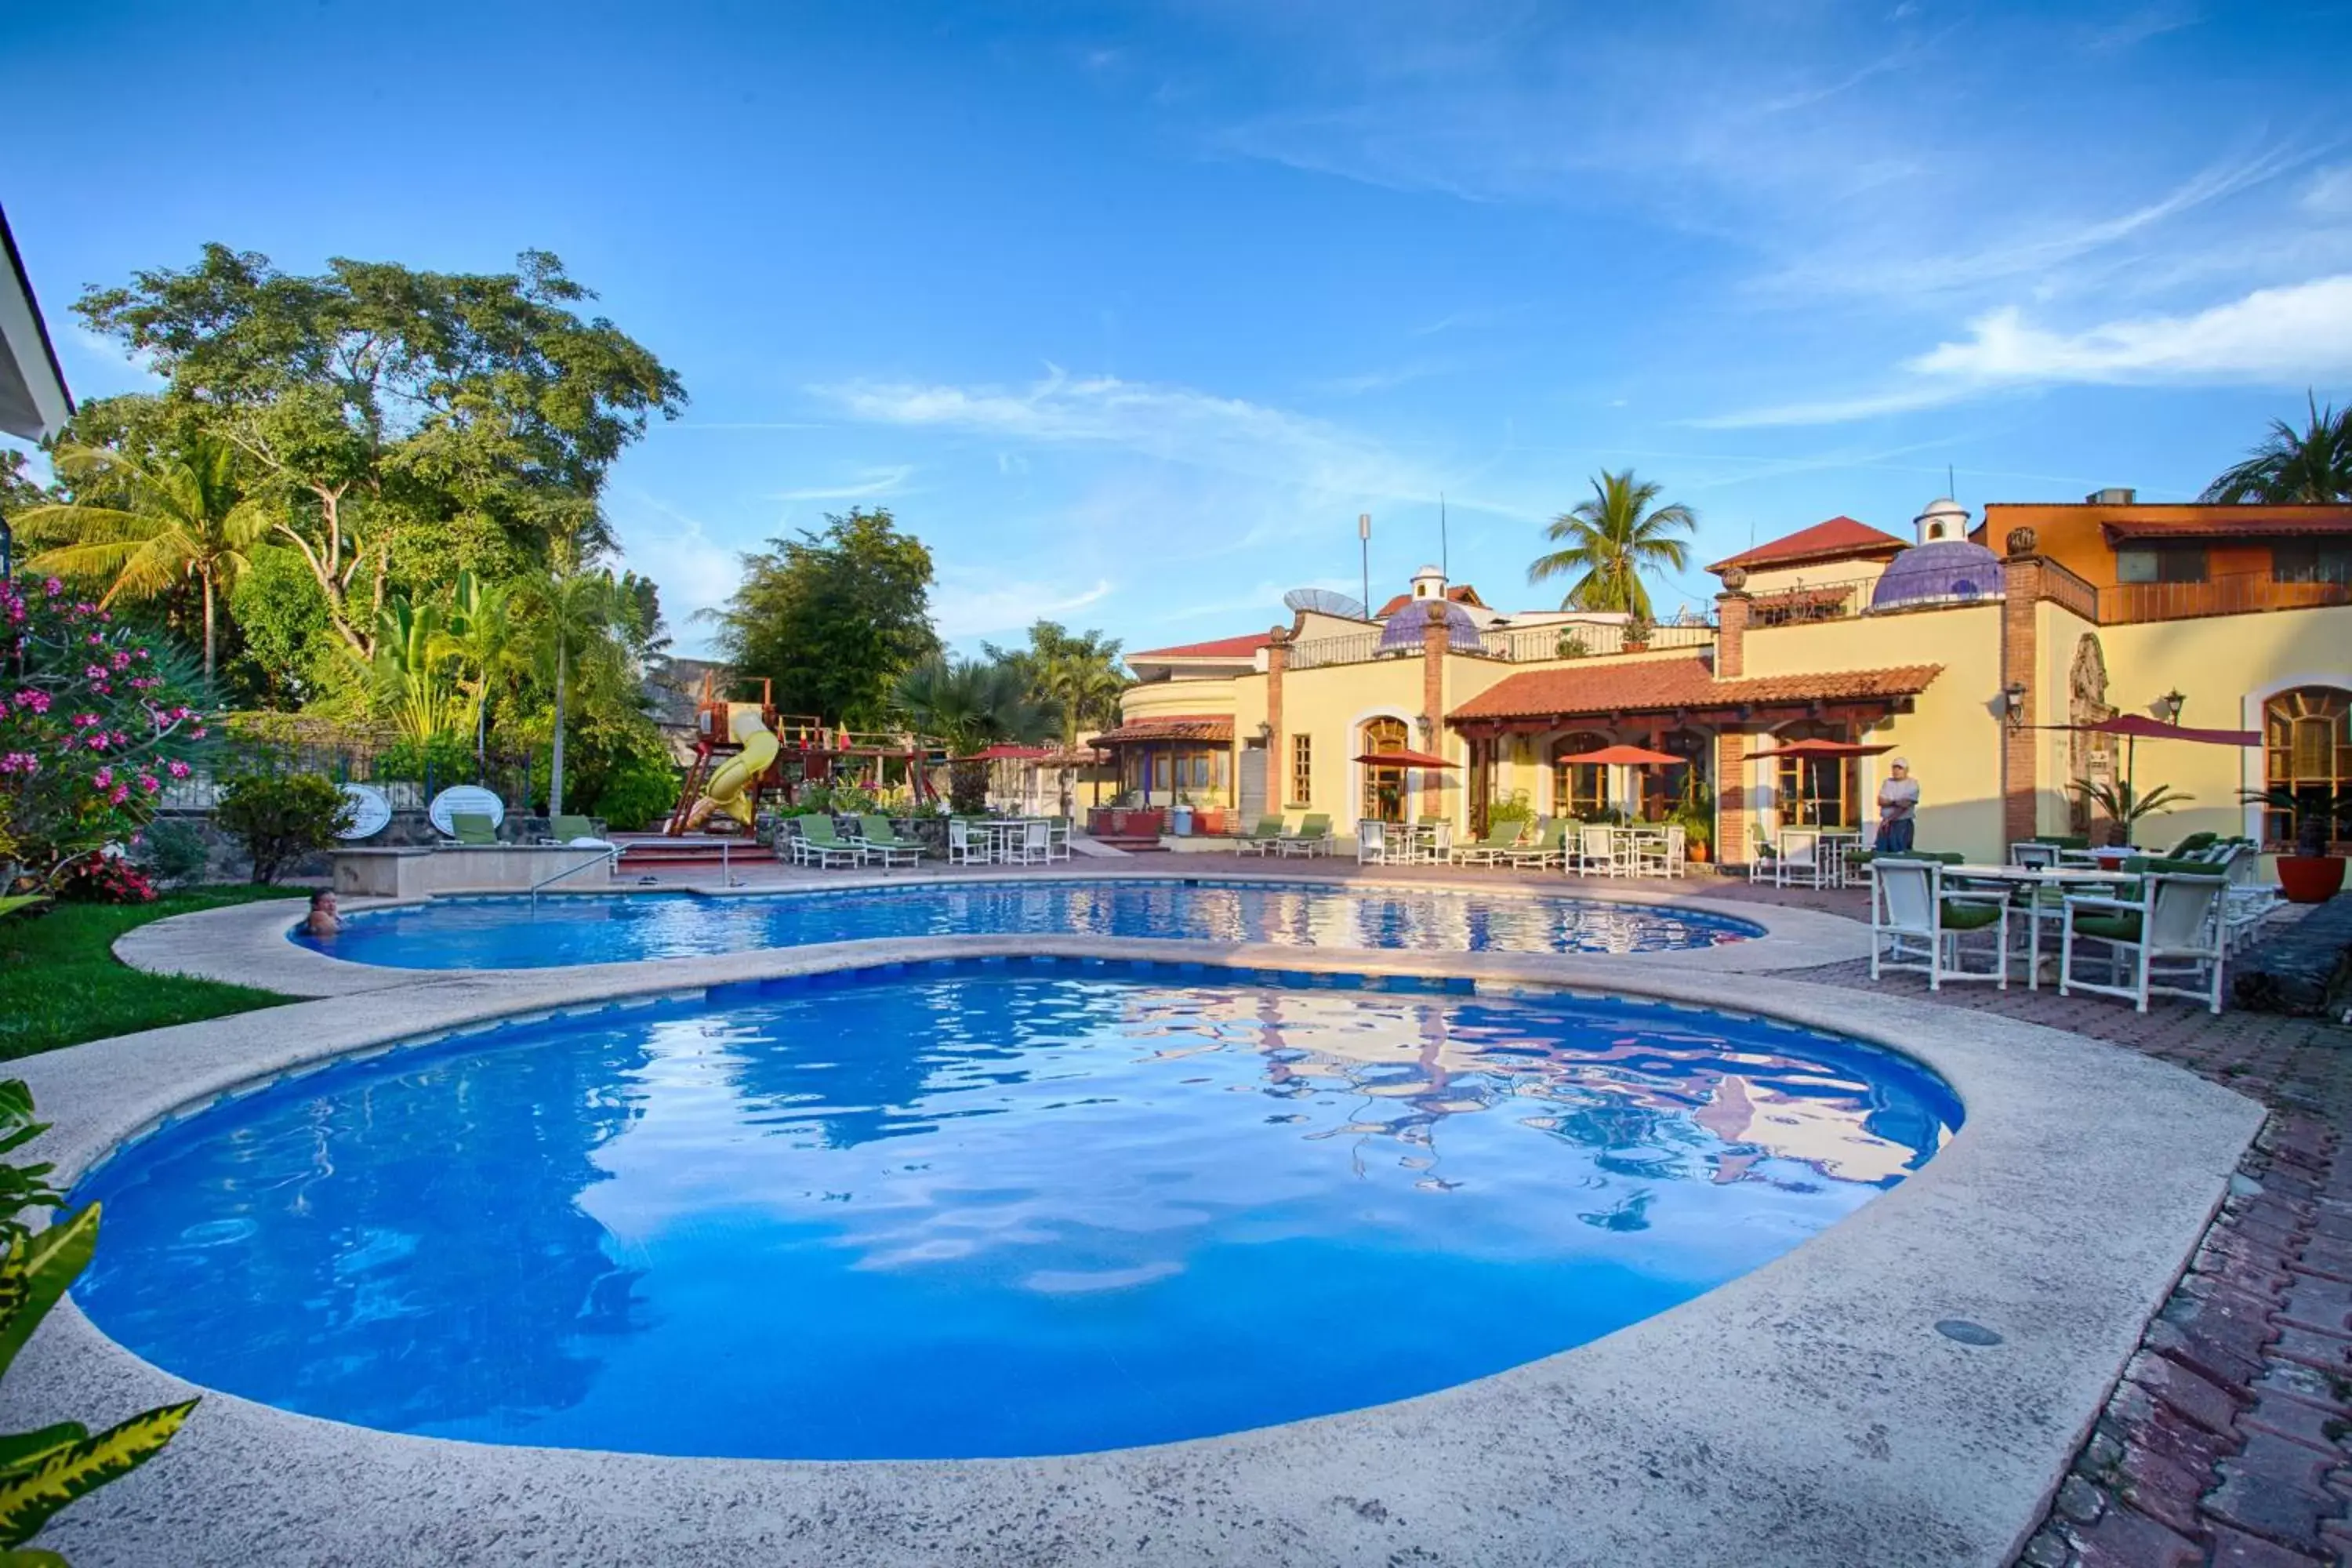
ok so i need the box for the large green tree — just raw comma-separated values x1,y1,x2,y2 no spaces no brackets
2200,394,2352,503
16,436,270,679
1526,469,1696,619
72,245,685,659
715,507,939,728
985,620,1131,814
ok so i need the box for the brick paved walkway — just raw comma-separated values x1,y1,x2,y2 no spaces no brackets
1794,948,2352,1566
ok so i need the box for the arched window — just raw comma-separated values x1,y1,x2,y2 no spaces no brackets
1360,717,1410,823
1773,720,1858,829
1551,731,1611,821
2263,687,2352,848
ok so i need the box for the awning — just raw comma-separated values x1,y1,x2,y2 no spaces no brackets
2102,517,2352,545
1086,716,1234,748
2038,714,2257,746
1353,750,1458,768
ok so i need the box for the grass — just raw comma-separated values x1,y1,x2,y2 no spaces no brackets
0,885,305,1062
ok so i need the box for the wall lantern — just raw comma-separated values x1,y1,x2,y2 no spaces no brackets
2002,681,2030,729
2159,689,2186,726
1255,720,1274,742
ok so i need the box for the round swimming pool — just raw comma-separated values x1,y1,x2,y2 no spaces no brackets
74,961,1956,1460
293,879,1765,968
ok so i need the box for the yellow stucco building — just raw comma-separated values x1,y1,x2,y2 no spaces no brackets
1093,493,2352,864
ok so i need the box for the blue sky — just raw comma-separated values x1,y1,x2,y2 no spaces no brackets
7,1,2350,656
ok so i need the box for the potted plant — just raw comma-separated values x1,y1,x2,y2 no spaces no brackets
2067,778,2191,849
2239,785,2350,904
1622,613,1654,654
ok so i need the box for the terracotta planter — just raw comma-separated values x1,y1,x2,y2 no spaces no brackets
2276,855,2346,905
1688,841,1710,864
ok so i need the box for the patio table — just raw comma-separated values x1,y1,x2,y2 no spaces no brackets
1941,863,2134,989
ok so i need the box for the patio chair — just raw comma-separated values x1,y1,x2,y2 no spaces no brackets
1506,818,1571,871
1046,816,1073,863
1746,839,1780,883
448,812,500,847
2060,871,2227,1014
1629,825,1684,878
1424,820,1453,865
1014,819,1051,866
2161,831,2219,860
856,815,927,869
793,815,866,869
1276,813,1334,858
1237,815,1287,857
1356,819,1392,866
1573,825,1622,877
539,813,599,844
2009,840,2060,869
1870,857,2009,992
946,818,988,866
2209,841,2278,952
1450,821,1523,866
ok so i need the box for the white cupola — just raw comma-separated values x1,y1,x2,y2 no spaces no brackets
1410,564,1449,600
1913,498,1971,544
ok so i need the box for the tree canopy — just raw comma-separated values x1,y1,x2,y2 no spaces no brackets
714,507,940,727
1526,469,1695,619
2200,394,2352,503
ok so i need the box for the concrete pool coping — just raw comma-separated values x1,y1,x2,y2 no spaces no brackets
5,932,2262,1567
113,864,1868,999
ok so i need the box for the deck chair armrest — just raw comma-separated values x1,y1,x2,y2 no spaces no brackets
2061,894,2135,913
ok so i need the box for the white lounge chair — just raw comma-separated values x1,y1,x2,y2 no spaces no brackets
1356,819,1392,866
2060,871,2227,1014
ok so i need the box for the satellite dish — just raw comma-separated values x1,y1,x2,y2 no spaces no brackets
336,783,391,840
426,784,506,837
1283,587,1370,620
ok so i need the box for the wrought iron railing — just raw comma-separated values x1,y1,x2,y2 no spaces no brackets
1479,620,1715,660
1287,631,1389,670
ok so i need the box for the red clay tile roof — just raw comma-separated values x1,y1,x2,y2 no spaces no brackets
1374,583,1487,617
1708,517,1909,573
1127,632,1272,661
1448,658,1942,722
1087,715,1236,746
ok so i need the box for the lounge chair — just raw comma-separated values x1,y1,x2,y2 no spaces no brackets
448,812,500,847
792,815,866,869
1356,818,1392,865
1450,822,1524,866
1237,815,1287,857
1276,813,1334,857
2060,870,2227,1014
857,815,927,869
1506,818,1571,870
1870,857,2009,991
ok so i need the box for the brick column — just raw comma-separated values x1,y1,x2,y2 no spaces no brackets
2001,531,2044,845
1422,615,1450,822
1265,627,1289,807
1713,580,1750,862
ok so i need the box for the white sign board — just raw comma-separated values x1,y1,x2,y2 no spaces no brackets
427,784,506,837
337,783,392,840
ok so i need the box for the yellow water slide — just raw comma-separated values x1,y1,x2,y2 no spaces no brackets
684,707,781,829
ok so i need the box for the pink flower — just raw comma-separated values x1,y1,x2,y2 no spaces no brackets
111,651,131,671
137,773,159,793
167,759,191,779
43,578,62,597
71,713,98,728
86,734,109,750
93,767,114,789
189,726,207,739
109,785,129,805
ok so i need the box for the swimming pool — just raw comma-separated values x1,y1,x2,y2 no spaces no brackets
75,960,1955,1461
293,879,1765,968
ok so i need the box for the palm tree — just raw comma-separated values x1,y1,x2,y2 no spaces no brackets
365,596,466,746
895,655,1054,814
16,437,271,680
2067,777,2192,848
521,564,644,815
2200,394,2352,503
1032,628,1131,814
436,571,519,768
1526,469,1696,618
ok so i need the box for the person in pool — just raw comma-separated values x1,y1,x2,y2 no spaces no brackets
303,888,341,938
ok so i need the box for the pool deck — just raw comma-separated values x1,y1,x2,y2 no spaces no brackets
1,873,2270,1568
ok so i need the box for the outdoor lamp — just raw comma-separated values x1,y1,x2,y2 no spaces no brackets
2002,681,2029,728
2160,689,2186,725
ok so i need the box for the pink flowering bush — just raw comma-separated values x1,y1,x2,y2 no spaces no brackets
0,577,210,892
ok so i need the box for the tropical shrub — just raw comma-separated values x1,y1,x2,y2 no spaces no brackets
2069,778,2190,848
214,770,354,884
589,746,681,833
2238,783,2352,857
53,855,157,906
0,1080,198,1558
0,576,209,894
376,731,479,789
1486,789,1536,829
129,818,209,887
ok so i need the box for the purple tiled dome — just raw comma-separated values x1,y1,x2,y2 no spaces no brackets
1868,539,2005,611
1377,598,1483,653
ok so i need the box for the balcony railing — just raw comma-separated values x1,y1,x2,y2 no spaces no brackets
1287,631,1387,670
1745,578,1879,626
2095,568,2352,625
1479,620,1715,660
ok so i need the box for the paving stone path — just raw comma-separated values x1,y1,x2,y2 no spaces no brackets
1795,949,2352,1567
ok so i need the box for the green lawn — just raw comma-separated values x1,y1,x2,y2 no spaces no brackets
0,886,305,1062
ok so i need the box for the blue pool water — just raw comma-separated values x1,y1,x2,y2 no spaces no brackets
75,963,1955,1460
292,880,1765,968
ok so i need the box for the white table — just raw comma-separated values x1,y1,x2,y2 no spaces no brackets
1943,863,2134,989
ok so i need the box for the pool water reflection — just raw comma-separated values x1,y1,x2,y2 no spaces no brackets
75,964,1956,1460
295,880,1765,969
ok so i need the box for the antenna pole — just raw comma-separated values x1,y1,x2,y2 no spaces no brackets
1359,513,1371,619
1439,493,1449,579
1947,463,1955,499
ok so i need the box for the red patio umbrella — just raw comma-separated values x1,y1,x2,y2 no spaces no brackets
1352,749,1460,768
1758,738,1894,758
1552,744,1680,766
2038,713,2259,797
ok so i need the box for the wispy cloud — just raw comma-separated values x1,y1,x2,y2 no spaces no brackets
768,464,913,502
934,574,1115,640
1698,274,2352,427
608,490,750,653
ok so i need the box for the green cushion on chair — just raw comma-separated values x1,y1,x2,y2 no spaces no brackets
1921,851,1965,864
1845,850,1874,868
2165,832,2218,858
2073,910,2143,942
1939,900,2003,931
